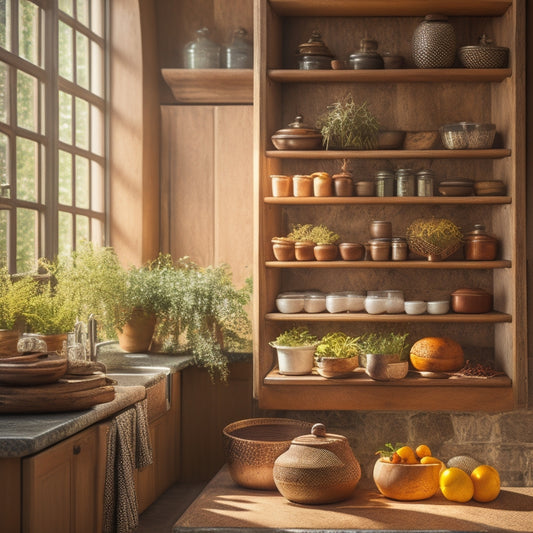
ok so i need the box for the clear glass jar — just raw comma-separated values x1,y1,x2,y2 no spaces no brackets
304,292,326,313
396,168,415,196
375,170,395,197
417,169,435,196
385,290,405,313
345,291,366,312
276,292,305,314
184,27,221,69
326,292,349,313
364,293,388,314
391,237,408,261
224,27,253,68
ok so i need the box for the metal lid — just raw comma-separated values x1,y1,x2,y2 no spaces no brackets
273,115,321,139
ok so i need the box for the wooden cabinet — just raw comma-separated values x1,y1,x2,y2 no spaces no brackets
21,423,109,533
253,0,526,410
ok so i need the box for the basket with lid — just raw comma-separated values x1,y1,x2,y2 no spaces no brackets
459,34,509,69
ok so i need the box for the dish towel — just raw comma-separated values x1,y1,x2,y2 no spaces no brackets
103,399,153,533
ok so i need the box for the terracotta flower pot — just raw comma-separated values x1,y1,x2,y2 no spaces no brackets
272,238,296,261
338,242,364,261
0,329,20,356
314,244,338,261
117,309,156,353
294,241,315,261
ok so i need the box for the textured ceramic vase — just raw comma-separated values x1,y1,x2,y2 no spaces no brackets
412,14,456,68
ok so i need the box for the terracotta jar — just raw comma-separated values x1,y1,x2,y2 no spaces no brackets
273,423,361,504
117,309,156,353
369,220,392,239
354,180,375,196
271,238,295,261
314,244,338,261
292,175,313,197
369,238,391,261
464,224,498,261
332,173,353,196
270,175,292,197
294,241,315,261
451,288,493,314
312,172,332,196
0,329,20,356
339,242,364,261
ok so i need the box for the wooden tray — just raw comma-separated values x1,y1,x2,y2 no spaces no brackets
0,373,116,413
0,352,68,385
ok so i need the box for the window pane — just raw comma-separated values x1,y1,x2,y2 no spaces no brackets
58,90,72,144
76,30,88,89
58,210,72,257
19,0,41,67
0,209,7,268
75,96,88,149
90,217,104,246
59,0,73,17
75,154,88,208
91,160,103,212
76,0,88,26
16,137,38,202
58,149,72,205
0,0,12,51
16,207,37,272
0,132,8,189
58,20,73,81
75,214,89,246
91,0,103,37
0,61,8,123
90,40,103,97
17,70,39,132
90,103,103,156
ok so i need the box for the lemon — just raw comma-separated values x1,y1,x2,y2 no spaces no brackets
439,467,474,502
416,444,432,459
421,456,446,475
470,465,500,502
396,445,418,464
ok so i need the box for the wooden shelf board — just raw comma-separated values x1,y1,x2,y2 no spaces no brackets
268,0,511,17
269,69,512,83
266,149,511,159
265,311,511,323
265,260,512,269
161,68,253,104
260,370,514,411
264,196,511,205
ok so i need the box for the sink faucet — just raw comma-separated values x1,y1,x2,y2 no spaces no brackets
88,314,97,362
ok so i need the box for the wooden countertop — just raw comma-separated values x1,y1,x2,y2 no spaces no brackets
174,466,533,532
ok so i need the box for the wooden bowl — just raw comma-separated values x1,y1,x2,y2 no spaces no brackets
403,131,440,150
316,356,358,378
373,459,441,500
377,130,405,149
223,418,313,490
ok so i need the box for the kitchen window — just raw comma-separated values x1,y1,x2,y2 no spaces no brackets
0,0,107,273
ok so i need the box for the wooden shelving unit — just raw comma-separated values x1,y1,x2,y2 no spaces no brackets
253,0,526,411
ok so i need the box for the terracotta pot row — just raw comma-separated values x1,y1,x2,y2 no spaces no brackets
272,239,364,261
271,173,354,197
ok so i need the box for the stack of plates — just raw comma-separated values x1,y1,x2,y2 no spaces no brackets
474,180,506,196
438,179,474,196
0,352,68,385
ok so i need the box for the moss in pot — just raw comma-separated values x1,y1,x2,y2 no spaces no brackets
315,332,360,378
269,327,318,375
358,332,410,381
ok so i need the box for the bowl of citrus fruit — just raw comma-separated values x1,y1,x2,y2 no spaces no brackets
373,443,445,501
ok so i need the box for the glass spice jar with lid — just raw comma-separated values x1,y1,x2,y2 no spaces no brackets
416,169,435,196
375,169,395,197
395,168,416,196
391,237,408,261
183,27,221,69
224,27,253,69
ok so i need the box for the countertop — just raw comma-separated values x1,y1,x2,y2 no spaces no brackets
174,466,533,533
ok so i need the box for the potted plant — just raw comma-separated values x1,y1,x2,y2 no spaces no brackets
269,327,318,375
316,95,380,150
357,332,410,381
0,268,38,355
287,224,316,261
309,224,340,261
406,218,463,262
314,332,360,378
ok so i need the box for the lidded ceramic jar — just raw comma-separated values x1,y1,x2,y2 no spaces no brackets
297,29,334,70
271,115,323,151
224,27,253,68
369,220,392,239
349,38,384,69
412,14,456,68
458,34,509,69
183,27,221,69
273,423,361,504
464,224,498,260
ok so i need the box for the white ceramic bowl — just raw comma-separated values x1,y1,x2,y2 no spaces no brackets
304,292,327,313
427,300,450,315
404,300,427,315
326,293,348,313
276,293,305,313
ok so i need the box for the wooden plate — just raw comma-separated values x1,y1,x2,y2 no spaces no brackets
0,352,68,385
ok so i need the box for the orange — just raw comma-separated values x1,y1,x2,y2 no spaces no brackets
470,465,500,502
439,467,474,502
416,444,432,459
396,445,418,464
421,456,446,475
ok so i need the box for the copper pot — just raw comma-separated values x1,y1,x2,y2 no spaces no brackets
464,224,498,260
271,115,322,150
273,423,361,504
451,288,493,314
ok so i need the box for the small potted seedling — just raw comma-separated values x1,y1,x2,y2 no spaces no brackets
269,326,318,375
358,332,410,381
315,332,360,378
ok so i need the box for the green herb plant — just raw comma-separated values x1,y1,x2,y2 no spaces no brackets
287,224,340,245
270,327,318,347
0,268,38,331
357,332,410,362
315,332,360,359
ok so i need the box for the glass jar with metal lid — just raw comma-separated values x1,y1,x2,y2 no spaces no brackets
375,169,395,197
183,27,221,69
391,237,408,261
395,168,415,196
224,27,253,69
416,169,435,196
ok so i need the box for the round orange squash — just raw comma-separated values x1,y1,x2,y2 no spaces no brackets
410,337,464,372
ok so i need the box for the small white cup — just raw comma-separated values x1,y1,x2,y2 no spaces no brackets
404,300,427,315
427,300,450,314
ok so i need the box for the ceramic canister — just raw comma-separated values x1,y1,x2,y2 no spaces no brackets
273,423,361,504
412,14,456,68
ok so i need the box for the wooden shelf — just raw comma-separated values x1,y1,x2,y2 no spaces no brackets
269,69,512,84
268,0,511,17
161,68,253,104
262,369,513,411
265,260,512,269
264,196,511,205
266,149,512,160
265,311,511,323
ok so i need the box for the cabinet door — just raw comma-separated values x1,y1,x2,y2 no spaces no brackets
161,105,253,288
22,425,105,533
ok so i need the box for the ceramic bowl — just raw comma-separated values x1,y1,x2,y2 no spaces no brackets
373,460,442,500
403,131,440,150
404,300,427,315
377,130,405,150
275,293,305,314
427,300,450,314
365,353,408,381
315,355,359,378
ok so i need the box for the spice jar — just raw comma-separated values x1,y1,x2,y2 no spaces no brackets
412,14,456,69
355,180,375,197
464,224,498,260
224,27,253,68
312,171,332,196
349,38,384,69
273,423,361,504
297,29,334,70
396,168,416,196
270,175,292,197
369,238,391,260
416,169,435,196
375,170,395,197
183,27,221,69
391,237,408,261
292,175,313,196
370,220,392,239
332,161,353,197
